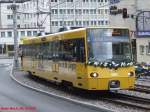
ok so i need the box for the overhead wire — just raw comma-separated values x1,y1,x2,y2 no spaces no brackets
16,0,125,28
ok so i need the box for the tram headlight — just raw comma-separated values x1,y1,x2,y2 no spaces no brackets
128,72,134,77
90,72,99,78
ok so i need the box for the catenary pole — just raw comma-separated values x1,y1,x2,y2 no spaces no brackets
36,0,40,33
12,0,19,69
49,0,52,33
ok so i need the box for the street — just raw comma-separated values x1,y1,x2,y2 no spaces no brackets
0,59,108,112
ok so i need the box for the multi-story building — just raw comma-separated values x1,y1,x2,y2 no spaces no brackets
19,0,110,33
109,0,150,63
0,0,109,54
0,1,44,54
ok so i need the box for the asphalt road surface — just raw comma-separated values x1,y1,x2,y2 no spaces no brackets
0,59,110,112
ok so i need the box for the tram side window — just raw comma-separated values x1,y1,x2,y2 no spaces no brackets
34,44,40,58
48,42,53,59
35,42,49,59
21,45,25,56
23,45,31,57
31,45,35,57
41,43,49,59
60,38,85,62
28,45,36,57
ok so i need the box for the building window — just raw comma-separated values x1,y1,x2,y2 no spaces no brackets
83,21,86,26
76,21,79,26
55,21,58,26
63,21,66,26
33,31,37,36
67,0,73,2
146,43,150,55
86,9,89,14
94,21,97,25
7,5,11,9
60,21,63,26
105,20,109,25
16,5,19,9
52,21,55,26
71,9,74,14
52,21,58,26
7,31,12,37
75,9,82,14
105,9,108,14
101,21,104,25
17,31,19,37
63,9,66,14
1,32,5,37
83,9,86,14
7,15,13,19
90,9,94,14
91,21,94,25
94,9,96,14
51,0,57,2
86,21,89,25
67,21,71,26
67,9,70,14
21,31,25,36
140,45,144,55
148,42,150,54
27,31,32,36
17,16,20,19
52,9,58,14
59,9,63,14
71,21,74,26
79,21,82,26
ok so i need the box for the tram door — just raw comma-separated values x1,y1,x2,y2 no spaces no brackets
52,41,59,73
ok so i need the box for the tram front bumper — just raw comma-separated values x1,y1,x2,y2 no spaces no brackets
86,77,134,90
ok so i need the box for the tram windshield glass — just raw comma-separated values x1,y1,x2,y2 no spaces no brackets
87,28,132,63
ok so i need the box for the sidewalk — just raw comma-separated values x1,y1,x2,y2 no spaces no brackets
12,70,112,112
0,54,13,59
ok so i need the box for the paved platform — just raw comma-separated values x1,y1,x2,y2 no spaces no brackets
11,70,112,112
0,54,13,59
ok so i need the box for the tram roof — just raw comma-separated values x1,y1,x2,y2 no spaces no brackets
22,27,129,45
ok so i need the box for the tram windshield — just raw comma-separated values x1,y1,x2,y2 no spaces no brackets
87,28,132,63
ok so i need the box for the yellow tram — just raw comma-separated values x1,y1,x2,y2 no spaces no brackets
21,27,135,90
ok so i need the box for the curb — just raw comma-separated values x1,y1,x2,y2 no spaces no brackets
0,57,13,59
10,65,113,112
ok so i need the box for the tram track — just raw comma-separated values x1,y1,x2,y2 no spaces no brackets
134,84,150,94
137,79,150,83
17,73,150,111
30,74,150,110
103,92,150,110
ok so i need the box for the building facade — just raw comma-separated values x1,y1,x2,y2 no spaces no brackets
19,0,110,33
0,0,110,54
0,2,44,54
109,0,150,63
